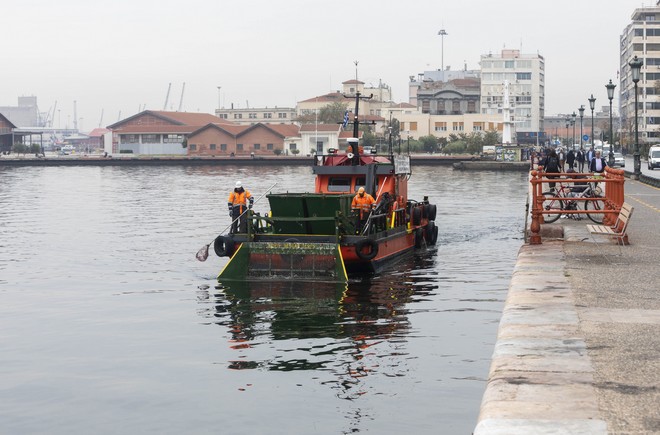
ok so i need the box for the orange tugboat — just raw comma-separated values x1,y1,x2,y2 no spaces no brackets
210,91,438,282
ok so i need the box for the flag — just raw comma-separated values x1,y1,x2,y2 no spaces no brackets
342,110,349,128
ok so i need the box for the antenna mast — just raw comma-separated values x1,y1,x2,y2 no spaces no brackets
163,83,172,110
178,82,186,112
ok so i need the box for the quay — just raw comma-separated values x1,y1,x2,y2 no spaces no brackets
475,177,660,434
0,153,530,168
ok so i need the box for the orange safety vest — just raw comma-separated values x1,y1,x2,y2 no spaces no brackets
352,193,375,218
228,190,252,212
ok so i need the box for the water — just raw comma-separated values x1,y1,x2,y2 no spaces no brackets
0,164,528,434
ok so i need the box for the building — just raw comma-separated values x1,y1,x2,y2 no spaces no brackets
215,106,296,125
408,68,481,107
186,123,300,157
414,78,481,115
0,96,42,128
479,49,545,144
620,1,660,147
107,110,232,155
0,113,17,152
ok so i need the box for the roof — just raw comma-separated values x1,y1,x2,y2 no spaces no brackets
300,124,341,132
389,102,417,109
188,122,300,139
87,128,109,138
107,110,230,129
342,79,364,85
298,92,350,104
0,113,17,129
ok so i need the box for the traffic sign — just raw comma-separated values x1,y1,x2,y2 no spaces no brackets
583,134,589,141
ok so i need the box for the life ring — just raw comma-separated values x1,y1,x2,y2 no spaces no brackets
411,207,422,226
424,221,438,245
427,204,437,221
355,238,379,261
213,235,235,257
414,228,424,249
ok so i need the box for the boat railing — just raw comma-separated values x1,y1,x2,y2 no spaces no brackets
245,210,354,239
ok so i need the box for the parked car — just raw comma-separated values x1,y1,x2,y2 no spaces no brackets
612,152,625,168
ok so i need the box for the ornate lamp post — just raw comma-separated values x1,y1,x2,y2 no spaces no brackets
578,105,585,149
629,55,643,179
572,112,577,149
588,94,596,151
565,117,571,146
606,79,616,166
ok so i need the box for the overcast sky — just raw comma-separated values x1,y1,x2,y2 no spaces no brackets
0,0,650,132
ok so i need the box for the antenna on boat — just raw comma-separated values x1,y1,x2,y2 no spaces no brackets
341,61,375,164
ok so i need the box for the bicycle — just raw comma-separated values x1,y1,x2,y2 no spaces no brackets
541,181,605,224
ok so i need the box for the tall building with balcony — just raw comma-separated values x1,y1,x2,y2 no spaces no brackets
620,1,660,147
479,49,545,144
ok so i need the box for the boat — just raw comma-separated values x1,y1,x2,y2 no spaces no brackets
210,91,438,282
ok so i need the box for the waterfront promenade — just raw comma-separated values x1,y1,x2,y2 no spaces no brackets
475,178,660,434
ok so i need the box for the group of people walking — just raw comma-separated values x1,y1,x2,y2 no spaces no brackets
542,147,608,190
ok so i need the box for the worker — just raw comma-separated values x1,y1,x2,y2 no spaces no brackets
351,187,375,233
228,181,253,233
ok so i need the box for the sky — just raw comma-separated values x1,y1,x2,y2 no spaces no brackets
0,0,652,132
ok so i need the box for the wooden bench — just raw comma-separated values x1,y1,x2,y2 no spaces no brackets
586,202,634,252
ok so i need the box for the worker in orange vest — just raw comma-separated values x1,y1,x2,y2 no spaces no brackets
351,187,375,233
228,181,253,233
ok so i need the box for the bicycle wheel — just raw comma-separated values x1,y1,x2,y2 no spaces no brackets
585,195,605,224
541,191,563,223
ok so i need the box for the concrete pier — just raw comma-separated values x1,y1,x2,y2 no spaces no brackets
475,179,660,434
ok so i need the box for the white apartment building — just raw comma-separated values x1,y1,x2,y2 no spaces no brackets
620,1,660,145
480,49,545,144
215,106,296,125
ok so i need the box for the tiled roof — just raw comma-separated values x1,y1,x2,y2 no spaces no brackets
342,79,364,85
298,92,349,104
390,103,417,108
300,124,341,132
107,110,232,129
262,123,300,137
87,128,109,137
112,125,196,134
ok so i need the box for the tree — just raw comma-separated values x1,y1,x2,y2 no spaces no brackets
295,101,349,125
273,149,283,156
465,132,484,155
361,131,377,148
482,130,500,146
443,141,467,154
419,135,439,153
12,143,28,156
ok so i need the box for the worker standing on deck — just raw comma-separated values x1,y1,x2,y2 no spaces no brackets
228,181,253,233
352,187,375,233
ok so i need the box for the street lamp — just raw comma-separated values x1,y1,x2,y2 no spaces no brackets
606,79,616,166
565,117,571,146
578,105,585,149
438,29,448,72
588,94,596,151
572,112,577,149
629,55,643,179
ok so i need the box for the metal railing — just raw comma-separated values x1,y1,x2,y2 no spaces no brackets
529,166,626,244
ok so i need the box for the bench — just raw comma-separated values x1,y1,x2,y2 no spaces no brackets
586,202,634,253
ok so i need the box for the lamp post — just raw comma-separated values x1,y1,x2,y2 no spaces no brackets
588,95,596,151
438,29,448,72
565,117,570,146
578,105,585,149
629,55,643,179
606,79,616,166
572,111,577,149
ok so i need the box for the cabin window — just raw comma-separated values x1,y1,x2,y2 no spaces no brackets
327,177,351,192
354,177,379,192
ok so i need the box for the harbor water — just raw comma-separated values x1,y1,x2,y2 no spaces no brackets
0,164,528,434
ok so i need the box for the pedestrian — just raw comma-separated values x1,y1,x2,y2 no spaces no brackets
576,148,585,172
351,187,375,233
589,150,607,175
543,148,561,190
566,148,575,169
227,181,253,233
586,147,595,165
558,148,565,172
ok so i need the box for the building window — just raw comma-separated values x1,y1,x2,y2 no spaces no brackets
410,122,418,131
234,114,243,119
264,113,272,119
218,113,228,119
267,143,274,150
421,100,430,113
278,113,287,118
190,144,197,151
516,72,532,80
164,134,183,143
221,144,227,151
434,122,447,132
452,122,464,131
122,134,139,143
141,134,159,143
253,143,261,150
289,143,297,150
249,113,257,119
635,28,644,36
505,60,514,68
473,122,484,131
237,143,243,150
210,144,216,150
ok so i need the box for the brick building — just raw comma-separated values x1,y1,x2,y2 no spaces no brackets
186,123,300,156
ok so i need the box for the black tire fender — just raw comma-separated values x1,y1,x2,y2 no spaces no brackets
355,238,379,261
424,220,438,245
411,207,422,226
213,235,235,257
414,228,424,249
427,204,437,221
